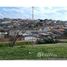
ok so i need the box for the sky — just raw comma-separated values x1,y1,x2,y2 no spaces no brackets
0,7,67,21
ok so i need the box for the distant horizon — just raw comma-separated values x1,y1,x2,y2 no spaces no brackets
0,7,67,21
0,17,67,22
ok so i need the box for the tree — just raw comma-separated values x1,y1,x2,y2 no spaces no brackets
8,31,19,47
8,21,20,47
36,33,58,44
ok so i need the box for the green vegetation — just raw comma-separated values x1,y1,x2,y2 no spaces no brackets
0,42,67,60
36,37,58,44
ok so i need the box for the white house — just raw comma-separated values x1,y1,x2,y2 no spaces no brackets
38,27,50,32
43,27,50,32
2,21,11,24
0,31,8,38
9,30,21,36
24,35,37,42
22,31,32,36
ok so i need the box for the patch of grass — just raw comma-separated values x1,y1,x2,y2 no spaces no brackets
16,41,32,45
0,42,67,59
0,43,9,47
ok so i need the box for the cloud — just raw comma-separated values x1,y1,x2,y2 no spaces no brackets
34,7,67,20
0,7,32,19
0,7,67,20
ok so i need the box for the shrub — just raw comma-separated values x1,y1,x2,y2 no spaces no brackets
36,37,58,44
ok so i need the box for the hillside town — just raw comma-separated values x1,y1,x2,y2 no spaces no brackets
0,18,67,43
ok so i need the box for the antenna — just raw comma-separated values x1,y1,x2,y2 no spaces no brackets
32,6,34,20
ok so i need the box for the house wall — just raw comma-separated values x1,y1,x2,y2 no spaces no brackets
24,36,37,42
0,34,4,38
